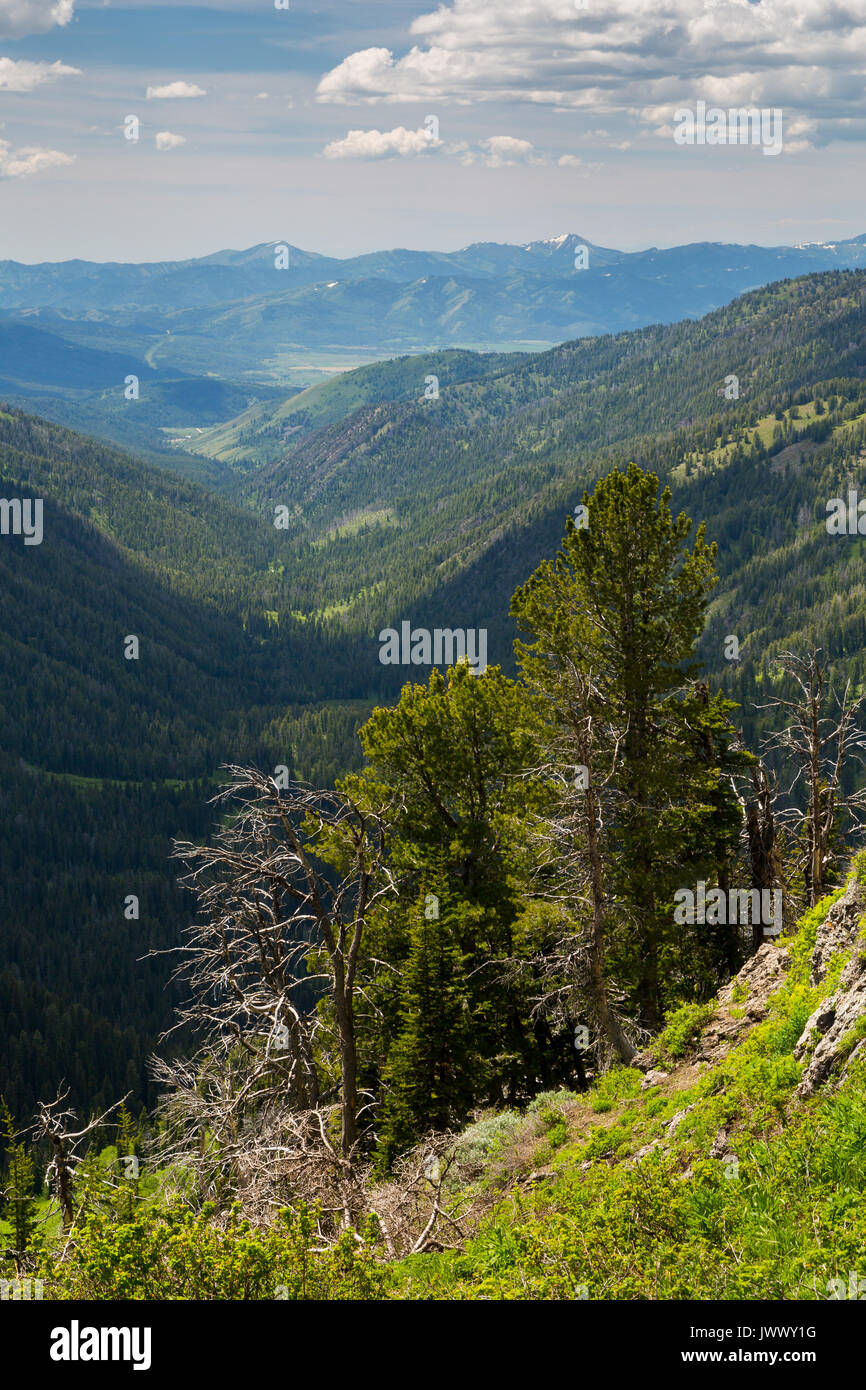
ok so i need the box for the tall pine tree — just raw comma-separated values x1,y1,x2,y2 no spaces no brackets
512,463,745,1030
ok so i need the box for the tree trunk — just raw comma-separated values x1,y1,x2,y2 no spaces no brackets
334,987,358,1156
746,763,783,953
49,1134,74,1230
585,782,636,1063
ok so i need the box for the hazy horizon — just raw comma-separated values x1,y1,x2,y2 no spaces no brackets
3,227,865,269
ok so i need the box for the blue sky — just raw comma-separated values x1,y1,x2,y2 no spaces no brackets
1,0,864,262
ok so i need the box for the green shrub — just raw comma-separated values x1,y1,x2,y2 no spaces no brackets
526,1089,578,1115
652,1002,715,1064
38,1201,388,1301
454,1109,523,1166
590,1066,643,1113
394,1054,866,1301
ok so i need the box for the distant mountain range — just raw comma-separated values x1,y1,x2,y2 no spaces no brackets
3,232,866,470
4,232,866,316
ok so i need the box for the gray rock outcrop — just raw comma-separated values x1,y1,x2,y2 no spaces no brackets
794,877,866,1099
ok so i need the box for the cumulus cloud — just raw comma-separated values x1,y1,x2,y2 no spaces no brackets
155,131,186,151
323,125,606,168
315,0,866,142
464,138,602,168
0,57,80,92
323,125,441,158
0,139,74,177
0,0,74,38
146,81,207,100
477,135,537,166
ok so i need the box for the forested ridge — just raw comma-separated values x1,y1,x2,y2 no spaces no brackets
2,269,866,1268
234,271,866,638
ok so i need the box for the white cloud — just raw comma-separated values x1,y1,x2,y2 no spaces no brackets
0,0,74,38
0,57,81,92
155,130,186,150
0,139,74,177
478,135,537,166
146,81,207,99
323,126,605,168
316,0,866,142
784,115,818,152
323,125,441,159
557,153,605,172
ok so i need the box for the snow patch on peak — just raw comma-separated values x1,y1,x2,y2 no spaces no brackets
522,233,575,249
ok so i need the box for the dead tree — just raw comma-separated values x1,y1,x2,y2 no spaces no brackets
757,650,866,907
159,766,395,1162
741,759,788,951
149,1051,480,1252
33,1088,130,1231
370,1139,476,1257
150,768,489,1250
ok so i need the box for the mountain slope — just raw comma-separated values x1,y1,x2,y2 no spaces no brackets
391,867,866,1300
0,408,383,1120
3,233,866,314
185,347,529,470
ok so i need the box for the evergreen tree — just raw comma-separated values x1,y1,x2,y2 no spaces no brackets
511,463,743,1029
376,886,477,1169
0,1098,37,1264
344,663,549,1161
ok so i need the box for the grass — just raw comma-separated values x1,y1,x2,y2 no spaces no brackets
672,400,827,482
21,765,215,792
310,508,396,548
389,877,866,1300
